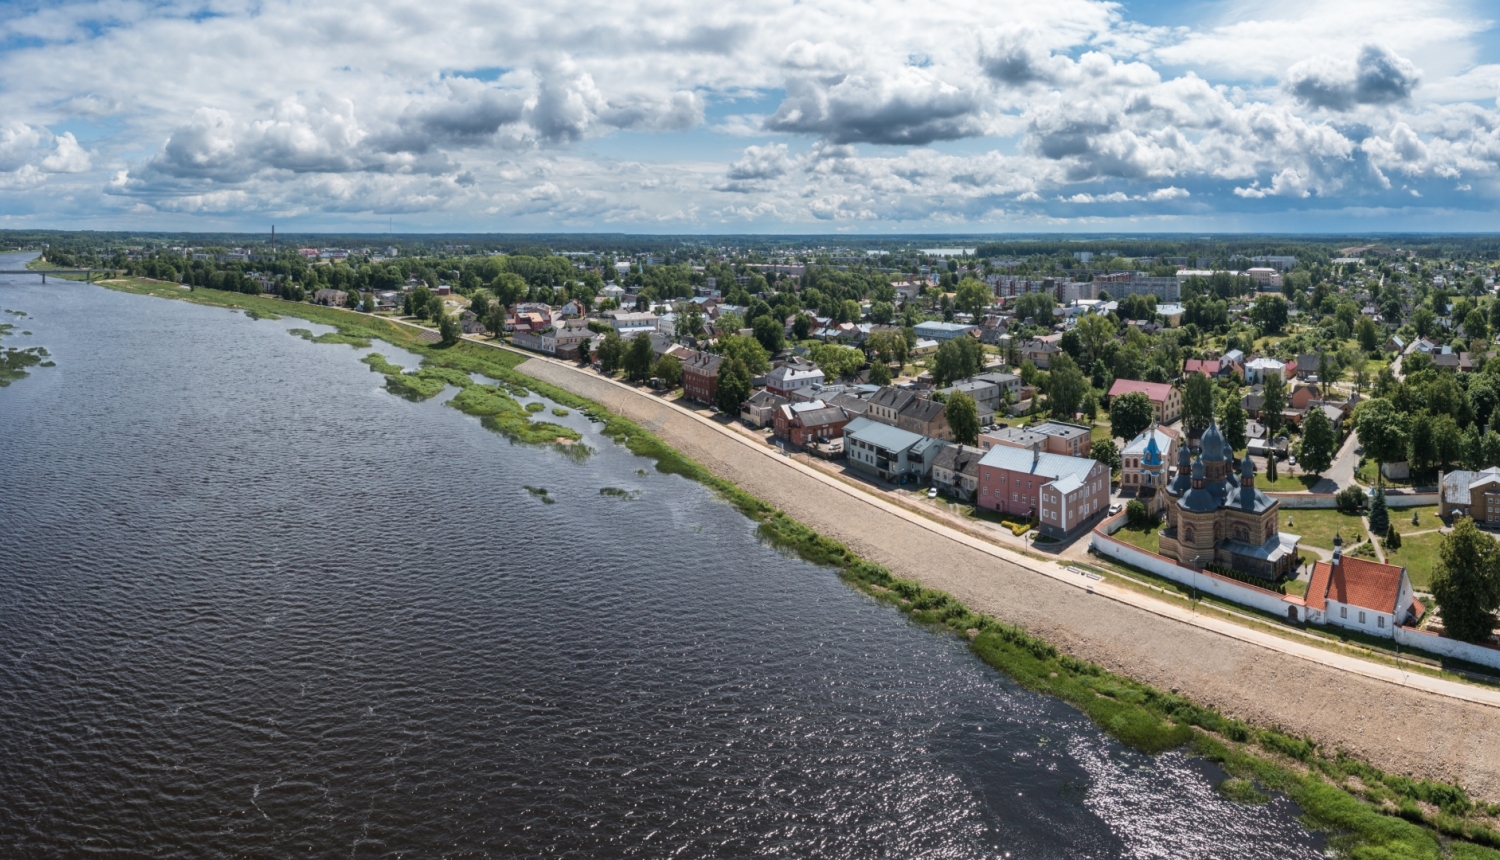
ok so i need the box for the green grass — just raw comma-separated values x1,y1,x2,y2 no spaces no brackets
1257,472,1325,491
288,327,372,348
552,407,570,417
1393,505,1440,529
1383,531,1447,590
1217,777,1271,805
1090,422,1112,444
97,275,1500,859
525,401,545,413
0,320,49,386
1282,508,1368,549
1112,522,1162,554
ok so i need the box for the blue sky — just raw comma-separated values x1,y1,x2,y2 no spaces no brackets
1,0,1499,233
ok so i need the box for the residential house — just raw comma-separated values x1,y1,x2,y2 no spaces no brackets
940,379,1002,414
931,445,985,500
1303,542,1424,637
553,320,593,360
866,386,918,426
1120,425,1180,515
844,417,944,482
1433,346,1473,372
1440,466,1500,525
1244,357,1289,385
1107,379,1183,425
765,359,826,398
976,446,1111,538
1020,337,1061,369
609,311,660,338
1383,335,1406,354
774,400,853,446
313,288,348,306
681,350,723,404
512,327,557,354
974,372,1023,398
978,420,1091,457
896,397,953,441
1295,353,1329,381
741,390,788,428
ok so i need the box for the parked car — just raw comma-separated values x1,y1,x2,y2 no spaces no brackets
1108,503,1122,515
927,487,938,499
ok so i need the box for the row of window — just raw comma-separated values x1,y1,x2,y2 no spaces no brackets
1338,606,1385,628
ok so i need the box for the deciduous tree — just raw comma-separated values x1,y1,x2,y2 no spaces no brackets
946,391,980,445
624,332,655,381
1300,403,1336,475
1182,372,1215,437
1046,352,1088,420
1109,391,1154,442
1431,518,1500,642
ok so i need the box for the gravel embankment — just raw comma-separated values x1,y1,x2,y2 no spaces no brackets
518,357,1500,800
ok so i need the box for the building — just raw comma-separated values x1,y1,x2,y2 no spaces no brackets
741,390,787,427
1244,357,1289,385
1245,267,1283,289
1251,255,1298,271
1303,543,1424,637
765,360,826,398
866,386,918,425
1106,379,1182,425
844,417,942,482
913,321,980,342
931,445,984,500
681,350,723,404
1019,337,1061,370
1157,422,1301,580
896,397,952,441
609,311,660,337
976,446,1111,538
1440,466,1500,525
939,379,1002,414
1120,425,1180,514
978,420,1091,457
774,401,852,447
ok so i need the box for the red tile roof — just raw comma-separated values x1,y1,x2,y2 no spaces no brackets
1108,379,1176,402
1184,359,1221,376
1307,556,1407,615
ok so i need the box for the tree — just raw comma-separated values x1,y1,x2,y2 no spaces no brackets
931,336,984,386
1262,372,1287,440
490,272,528,308
1046,352,1089,419
1408,411,1436,477
405,285,433,318
1356,398,1408,470
438,313,460,347
868,359,892,386
1467,308,1490,343
793,312,812,340
1385,524,1401,549
1431,518,1500,642
869,301,895,324
1091,438,1121,472
717,334,771,375
470,292,490,318
752,314,785,354
1368,486,1390,536
946,391,980,445
597,330,626,375
1356,316,1381,353
1109,391,1154,442
1250,295,1288,334
654,354,682,388
1125,499,1151,528
954,277,991,319
577,336,592,365
1266,452,1278,483
624,332,655,381
485,303,507,339
1300,403,1336,475
1412,306,1436,339
809,343,865,380
1219,398,1248,454
346,289,361,309
1182,372,1216,437
1014,291,1055,325
715,357,752,414
1074,314,1116,364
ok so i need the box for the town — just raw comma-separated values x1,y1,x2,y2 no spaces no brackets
31,234,1500,672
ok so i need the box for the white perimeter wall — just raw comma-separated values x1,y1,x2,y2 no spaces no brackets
1269,492,1438,509
1395,625,1500,671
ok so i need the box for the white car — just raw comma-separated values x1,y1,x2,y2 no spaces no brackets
1109,503,1122,515
927,487,938,498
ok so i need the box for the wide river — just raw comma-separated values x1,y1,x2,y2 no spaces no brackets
0,257,1324,858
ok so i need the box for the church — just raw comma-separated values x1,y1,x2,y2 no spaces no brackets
1157,420,1302,581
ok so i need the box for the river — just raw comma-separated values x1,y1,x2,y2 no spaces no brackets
0,256,1324,857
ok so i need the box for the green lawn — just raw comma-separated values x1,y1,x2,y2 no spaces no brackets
1258,473,1325,492
1090,422,1113,444
1281,507,1368,549
1388,504,1440,529
1112,523,1162,554
1382,531,1445,590
1355,460,1415,487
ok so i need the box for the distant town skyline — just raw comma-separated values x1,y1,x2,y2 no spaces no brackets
3,0,1500,233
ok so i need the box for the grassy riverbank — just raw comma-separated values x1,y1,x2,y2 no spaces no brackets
93,277,1500,858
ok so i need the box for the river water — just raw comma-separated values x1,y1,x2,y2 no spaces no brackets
0,256,1324,858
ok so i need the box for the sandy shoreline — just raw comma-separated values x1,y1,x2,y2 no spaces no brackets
516,355,1500,802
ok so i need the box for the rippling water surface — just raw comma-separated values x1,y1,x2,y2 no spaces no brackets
0,258,1324,857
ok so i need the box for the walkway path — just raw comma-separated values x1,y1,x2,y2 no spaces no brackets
510,351,1500,800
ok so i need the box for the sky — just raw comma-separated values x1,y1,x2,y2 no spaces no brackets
2,0,1500,234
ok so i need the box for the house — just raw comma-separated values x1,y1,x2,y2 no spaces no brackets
1303,542,1424,637
910,338,940,357
553,320,593,359
1120,425,1180,515
976,446,1111,538
609,311,660,337
1157,421,1301,580
940,379,1002,414
741,390,788,428
1019,337,1061,369
974,372,1023,398
866,386,919,426
844,417,942,481
896,397,952,441
1288,384,1324,411
1383,335,1406,354
774,401,852,447
1244,357,1289,385
313,288,348,306
680,350,723,404
765,359,826,398
913,321,979,342
1433,346,1473,372
512,327,557,354
979,420,1091,457
1440,466,1500,525
1295,353,1328,381
1107,379,1182,425
931,445,985,500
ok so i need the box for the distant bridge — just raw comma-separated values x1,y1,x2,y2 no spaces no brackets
0,269,110,282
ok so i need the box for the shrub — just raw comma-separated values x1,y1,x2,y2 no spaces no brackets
1385,525,1402,550
1125,499,1151,528
1335,485,1365,514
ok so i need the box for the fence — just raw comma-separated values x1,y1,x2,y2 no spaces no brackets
1268,491,1439,510
1092,515,1304,622
1394,625,1500,671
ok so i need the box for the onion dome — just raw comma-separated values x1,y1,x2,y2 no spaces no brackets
1200,419,1228,462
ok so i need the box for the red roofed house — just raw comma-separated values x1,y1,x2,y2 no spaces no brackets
1302,538,1424,638
1183,358,1221,378
1107,379,1183,425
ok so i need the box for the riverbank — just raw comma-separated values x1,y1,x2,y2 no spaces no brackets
85,278,1500,856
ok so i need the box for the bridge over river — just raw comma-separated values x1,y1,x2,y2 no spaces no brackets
0,269,109,282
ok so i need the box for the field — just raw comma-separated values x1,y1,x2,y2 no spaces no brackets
1280,508,1369,549
1382,531,1446,590
1112,522,1162,555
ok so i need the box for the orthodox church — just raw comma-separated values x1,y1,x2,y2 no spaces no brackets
1157,420,1302,581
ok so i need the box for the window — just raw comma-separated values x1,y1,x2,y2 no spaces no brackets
1340,606,1347,619
1359,611,1366,624
1378,616,1385,628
